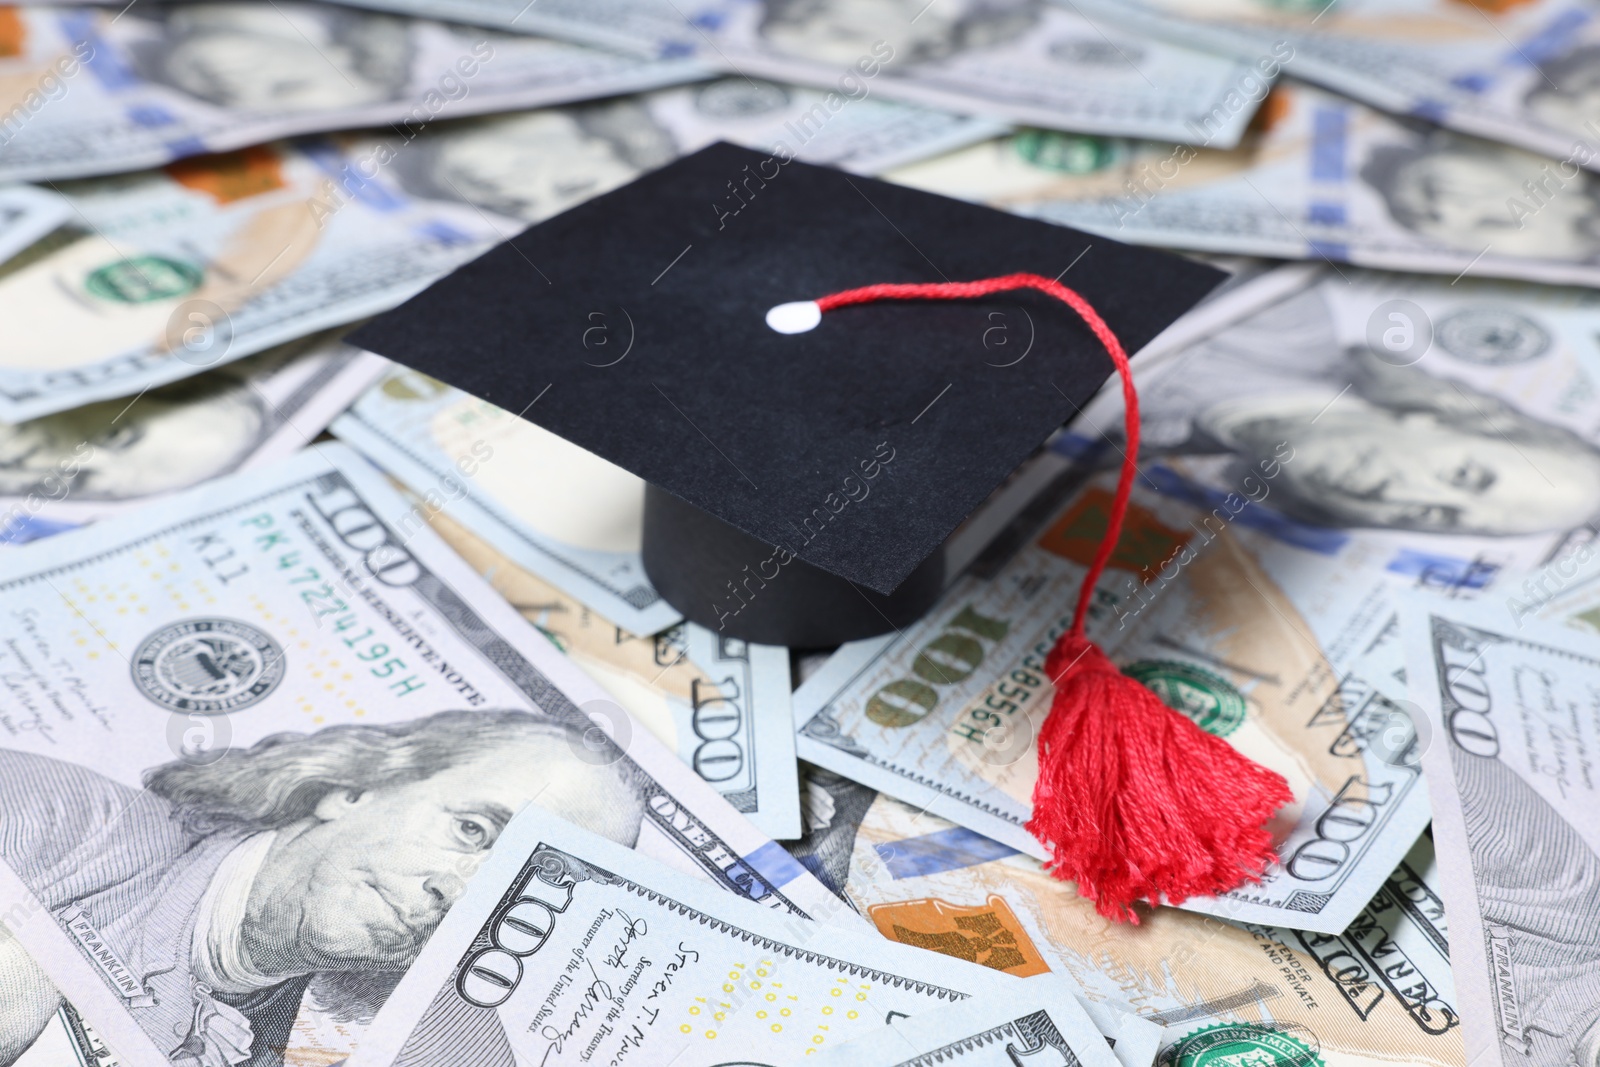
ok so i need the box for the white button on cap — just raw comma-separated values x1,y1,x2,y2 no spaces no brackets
765,300,822,334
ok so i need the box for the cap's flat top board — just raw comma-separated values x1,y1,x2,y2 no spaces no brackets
353,143,1223,595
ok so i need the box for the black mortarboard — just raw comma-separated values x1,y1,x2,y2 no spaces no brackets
351,143,1222,646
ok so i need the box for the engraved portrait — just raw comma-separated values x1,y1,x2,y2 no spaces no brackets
1124,284,1600,536
757,0,1037,67
127,3,414,113
391,101,677,223
0,369,267,503
1360,138,1600,263
0,709,644,1067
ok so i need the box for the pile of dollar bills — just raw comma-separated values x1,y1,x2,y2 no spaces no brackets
0,2,1597,1066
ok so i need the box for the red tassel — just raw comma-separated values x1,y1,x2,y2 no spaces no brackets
1027,635,1293,922
800,272,1294,922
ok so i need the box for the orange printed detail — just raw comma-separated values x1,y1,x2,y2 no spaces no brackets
166,145,286,204
866,895,1050,977
1246,87,1292,137
1037,486,1190,576
0,8,24,57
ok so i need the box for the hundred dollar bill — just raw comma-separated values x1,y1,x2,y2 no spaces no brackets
790,770,1462,1067
1071,0,1600,171
0,184,68,264
0,138,509,423
306,0,1270,146
808,973,1149,1067
1077,262,1600,581
333,366,681,634
0,3,708,184
799,260,1600,931
886,81,1600,288
1146,248,1600,692
0,442,846,1067
1400,599,1600,1067
1051,259,1600,599
346,809,1121,1067
694,0,1269,148
1,82,989,426
334,0,1272,147
0,332,387,543
1082,253,1600,727
419,504,804,840
1136,257,1600,707
794,467,1431,933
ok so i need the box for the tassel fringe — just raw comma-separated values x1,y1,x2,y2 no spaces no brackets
1026,635,1294,922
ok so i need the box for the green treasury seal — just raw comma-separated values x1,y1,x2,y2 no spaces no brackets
1122,660,1247,737
85,256,204,303
1160,1023,1325,1067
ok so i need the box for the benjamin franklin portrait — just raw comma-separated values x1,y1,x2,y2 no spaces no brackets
757,0,1038,67
1359,138,1600,263
0,710,644,1067
391,101,677,224
0,370,269,504
1122,284,1600,537
128,3,413,113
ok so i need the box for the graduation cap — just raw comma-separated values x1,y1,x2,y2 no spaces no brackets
352,143,1219,646
352,143,1291,919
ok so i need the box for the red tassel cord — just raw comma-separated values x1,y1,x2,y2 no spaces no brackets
799,273,1294,922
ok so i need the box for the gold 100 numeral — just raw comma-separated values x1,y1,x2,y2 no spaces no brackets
865,606,1011,728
